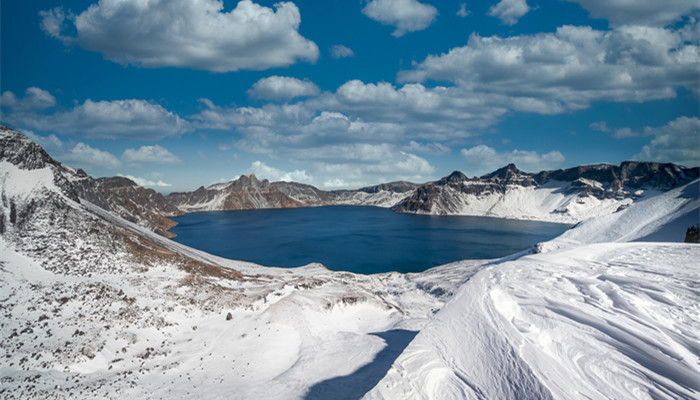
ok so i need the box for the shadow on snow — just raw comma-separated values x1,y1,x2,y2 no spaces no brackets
304,329,418,400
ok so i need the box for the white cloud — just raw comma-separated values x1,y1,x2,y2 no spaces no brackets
62,142,122,170
403,140,451,155
248,76,320,100
589,121,611,132
118,174,172,188
41,0,319,72
9,99,191,140
362,0,438,37
122,145,181,165
632,117,700,167
563,0,699,27
461,145,565,175
399,24,700,110
331,45,355,59
248,161,312,183
488,0,531,26
0,88,56,110
39,7,70,43
457,3,470,18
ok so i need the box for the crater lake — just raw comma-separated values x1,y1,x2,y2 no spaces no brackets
170,206,571,274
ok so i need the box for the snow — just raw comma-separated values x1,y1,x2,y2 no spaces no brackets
0,161,59,201
1,140,699,399
366,180,700,400
425,180,639,224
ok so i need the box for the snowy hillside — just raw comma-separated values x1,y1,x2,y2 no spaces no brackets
1,126,698,399
393,163,699,224
0,127,478,398
367,179,700,400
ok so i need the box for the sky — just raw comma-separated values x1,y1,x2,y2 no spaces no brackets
1,0,699,193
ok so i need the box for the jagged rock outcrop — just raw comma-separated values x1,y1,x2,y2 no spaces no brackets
685,223,700,243
96,177,184,238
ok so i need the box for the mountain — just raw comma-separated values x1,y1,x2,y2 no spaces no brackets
2,125,698,399
0,126,467,398
165,174,419,212
393,162,699,223
96,176,184,238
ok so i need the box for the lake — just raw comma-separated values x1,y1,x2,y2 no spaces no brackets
170,206,570,274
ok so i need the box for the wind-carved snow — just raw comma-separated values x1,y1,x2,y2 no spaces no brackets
366,180,700,400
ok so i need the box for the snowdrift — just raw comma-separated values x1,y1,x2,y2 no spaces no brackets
366,180,700,400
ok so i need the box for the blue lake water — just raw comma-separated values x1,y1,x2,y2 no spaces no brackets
170,206,570,274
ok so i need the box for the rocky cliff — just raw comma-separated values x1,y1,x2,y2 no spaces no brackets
96,176,184,238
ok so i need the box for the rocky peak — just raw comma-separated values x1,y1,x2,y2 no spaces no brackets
96,176,139,189
0,126,57,170
437,171,468,185
0,126,110,209
235,173,269,188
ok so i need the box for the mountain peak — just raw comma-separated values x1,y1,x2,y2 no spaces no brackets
437,171,468,185
480,163,525,180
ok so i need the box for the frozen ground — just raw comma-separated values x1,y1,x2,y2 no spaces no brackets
0,151,698,399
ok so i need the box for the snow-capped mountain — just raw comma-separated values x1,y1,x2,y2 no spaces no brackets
164,161,697,228
165,174,418,213
1,125,698,399
393,162,699,223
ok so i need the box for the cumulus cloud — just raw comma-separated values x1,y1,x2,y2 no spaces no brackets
362,0,438,37
488,0,531,26
118,174,172,188
248,76,320,100
563,0,699,27
122,145,181,165
630,117,700,167
9,98,191,140
62,142,122,170
248,161,312,183
461,145,565,175
0,87,56,110
330,45,355,59
40,0,319,72
399,24,700,111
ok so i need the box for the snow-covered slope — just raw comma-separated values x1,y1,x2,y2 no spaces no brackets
366,180,700,400
0,127,476,399
1,126,698,399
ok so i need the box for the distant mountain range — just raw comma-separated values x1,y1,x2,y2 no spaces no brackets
155,158,697,237
3,126,698,239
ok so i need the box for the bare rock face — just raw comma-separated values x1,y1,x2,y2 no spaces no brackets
96,177,185,238
685,223,700,243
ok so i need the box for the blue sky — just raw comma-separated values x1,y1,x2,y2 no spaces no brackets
1,0,698,192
